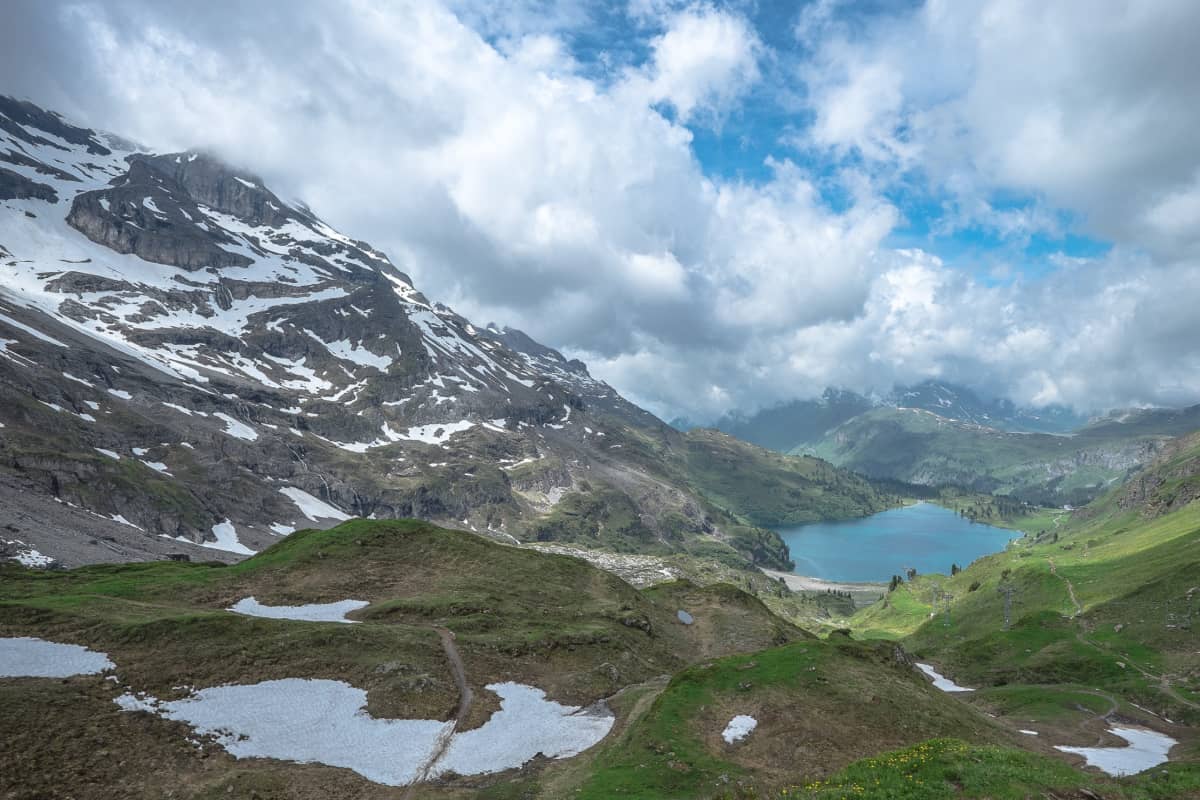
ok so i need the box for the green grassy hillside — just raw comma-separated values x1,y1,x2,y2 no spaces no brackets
0,519,809,798
852,432,1200,727
678,428,894,526
5,515,1198,797
571,636,1020,799
0,519,808,719
526,425,896,572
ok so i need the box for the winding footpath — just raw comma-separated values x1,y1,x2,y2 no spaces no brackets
402,626,474,795
1045,557,1199,715
1047,558,1083,618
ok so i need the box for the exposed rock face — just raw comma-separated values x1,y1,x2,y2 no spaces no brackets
0,167,57,202
131,153,296,228
67,159,252,270
0,96,809,571
0,95,111,155
1117,431,1200,517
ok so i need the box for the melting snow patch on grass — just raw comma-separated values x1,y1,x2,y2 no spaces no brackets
1055,726,1177,776
0,637,114,677
117,679,449,786
114,678,612,786
722,715,757,744
229,597,368,623
433,682,614,778
915,663,974,693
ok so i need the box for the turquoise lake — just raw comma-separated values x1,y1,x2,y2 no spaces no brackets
774,502,1019,583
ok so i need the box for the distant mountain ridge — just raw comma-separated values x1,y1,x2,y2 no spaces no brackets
691,380,1089,453
691,381,1195,504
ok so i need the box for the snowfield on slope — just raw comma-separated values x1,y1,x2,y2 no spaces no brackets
228,597,368,623
915,662,974,692
116,678,614,786
1055,726,1178,776
431,683,615,778
278,487,352,522
0,637,114,677
118,679,449,786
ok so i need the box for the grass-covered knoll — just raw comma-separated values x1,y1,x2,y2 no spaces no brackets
0,520,811,717
572,636,1019,799
641,580,807,660
850,436,1200,726
795,738,1200,800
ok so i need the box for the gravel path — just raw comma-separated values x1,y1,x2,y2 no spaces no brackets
403,626,474,794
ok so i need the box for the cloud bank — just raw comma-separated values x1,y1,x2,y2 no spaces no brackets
1,0,1197,421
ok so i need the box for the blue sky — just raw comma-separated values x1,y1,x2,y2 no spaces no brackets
495,0,1119,290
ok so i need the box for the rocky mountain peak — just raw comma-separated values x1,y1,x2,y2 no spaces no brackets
0,97,794,570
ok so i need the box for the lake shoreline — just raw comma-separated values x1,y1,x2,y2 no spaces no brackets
759,568,885,594
772,501,1017,584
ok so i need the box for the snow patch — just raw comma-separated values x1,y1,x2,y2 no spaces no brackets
279,487,351,522
432,682,614,777
0,637,114,677
319,337,393,370
915,663,974,693
205,520,255,555
1055,726,1177,776
722,715,757,744
214,412,258,441
62,371,94,387
3,538,55,568
384,419,477,444
117,679,448,786
229,597,368,624
162,402,204,417
115,678,613,786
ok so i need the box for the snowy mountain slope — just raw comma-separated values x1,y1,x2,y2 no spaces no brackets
0,97,883,570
